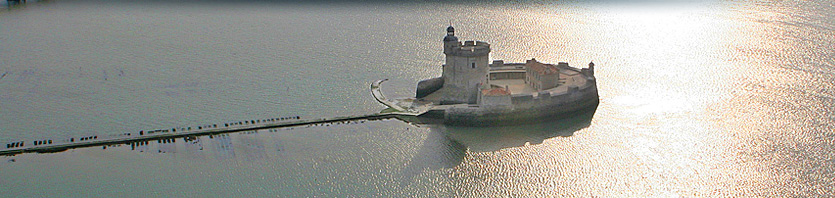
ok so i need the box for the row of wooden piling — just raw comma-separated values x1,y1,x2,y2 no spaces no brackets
6,141,24,148
1,113,395,156
4,115,301,151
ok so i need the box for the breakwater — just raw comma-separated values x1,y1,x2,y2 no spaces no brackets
1,113,397,156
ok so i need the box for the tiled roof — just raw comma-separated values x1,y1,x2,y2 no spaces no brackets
527,59,559,75
482,87,510,96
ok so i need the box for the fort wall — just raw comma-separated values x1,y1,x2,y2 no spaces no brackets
416,77,444,98
439,78,598,126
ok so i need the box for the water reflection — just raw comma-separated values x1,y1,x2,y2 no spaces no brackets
211,134,235,160
402,107,596,174
438,108,595,153
1,0,46,10
238,131,267,161
181,136,206,160
396,108,595,189
399,127,467,186
157,138,177,153
94,129,290,163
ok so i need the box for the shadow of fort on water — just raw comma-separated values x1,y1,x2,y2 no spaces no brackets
395,107,596,185
407,107,597,167
436,107,596,153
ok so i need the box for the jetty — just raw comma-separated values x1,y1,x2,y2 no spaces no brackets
1,78,429,156
1,113,399,156
371,79,433,116
0,79,432,156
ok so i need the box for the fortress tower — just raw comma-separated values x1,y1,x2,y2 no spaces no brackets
440,26,491,104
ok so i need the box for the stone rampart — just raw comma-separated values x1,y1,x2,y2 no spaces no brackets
416,77,444,98
439,79,598,126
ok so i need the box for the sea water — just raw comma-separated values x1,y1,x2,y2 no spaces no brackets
1,1,833,196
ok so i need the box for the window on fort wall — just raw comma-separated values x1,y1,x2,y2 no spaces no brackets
472,63,476,69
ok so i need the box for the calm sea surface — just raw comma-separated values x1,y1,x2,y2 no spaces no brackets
1,0,834,196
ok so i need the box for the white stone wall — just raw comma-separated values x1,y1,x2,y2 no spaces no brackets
441,41,490,104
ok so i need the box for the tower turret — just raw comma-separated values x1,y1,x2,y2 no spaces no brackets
443,26,459,55
587,61,595,76
439,26,491,104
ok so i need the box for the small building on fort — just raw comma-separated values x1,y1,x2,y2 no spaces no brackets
525,59,561,91
478,86,511,108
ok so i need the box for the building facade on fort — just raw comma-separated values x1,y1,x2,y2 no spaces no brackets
525,59,561,91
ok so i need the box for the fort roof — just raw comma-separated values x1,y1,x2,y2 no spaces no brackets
526,59,559,75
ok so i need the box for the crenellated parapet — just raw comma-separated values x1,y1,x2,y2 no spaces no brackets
444,40,491,57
